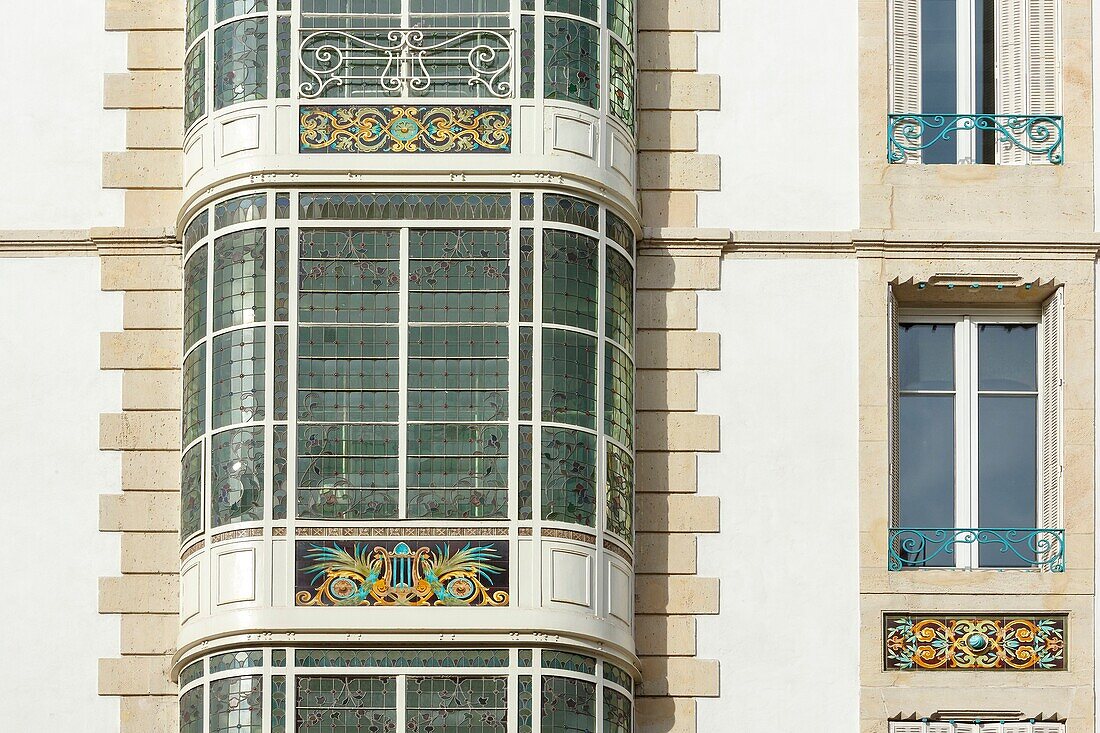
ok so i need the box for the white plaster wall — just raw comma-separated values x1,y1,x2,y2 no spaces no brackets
696,0,860,231
0,258,122,731
697,257,860,729
0,4,126,230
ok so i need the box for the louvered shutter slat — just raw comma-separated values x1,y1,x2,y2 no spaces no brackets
888,287,901,530
1039,289,1064,566
996,0,1028,163
889,0,921,162
1027,0,1060,162
891,723,928,733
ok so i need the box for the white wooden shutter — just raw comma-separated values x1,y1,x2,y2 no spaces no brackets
980,724,1005,733
888,286,901,528
891,722,928,733
955,724,982,733
889,0,921,162
1033,724,1067,733
996,0,1028,163
929,724,955,733
1039,288,1064,556
1027,0,1060,162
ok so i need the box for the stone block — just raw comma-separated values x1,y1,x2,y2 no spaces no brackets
100,575,179,614
637,290,698,329
101,255,182,292
123,370,182,411
104,150,183,189
99,655,175,695
636,370,697,411
124,291,183,330
635,575,719,615
102,331,182,370
122,451,181,490
637,253,719,290
105,72,183,110
638,152,720,190
101,411,180,451
636,331,719,370
638,495,720,532
101,492,180,532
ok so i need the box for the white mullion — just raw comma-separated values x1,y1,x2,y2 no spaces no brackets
398,227,410,519
964,317,980,567
396,673,407,731
956,0,977,162
264,198,276,524
953,319,973,568
204,228,216,536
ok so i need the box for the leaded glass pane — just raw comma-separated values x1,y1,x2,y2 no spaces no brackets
276,192,291,219
297,424,399,519
408,326,508,421
609,39,636,131
210,649,264,672
518,425,533,520
542,651,596,674
543,230,598,332
277,16,292,98
211,427,265,526
607,0,633,50
275,228,290,320
181,443,204,539
409,0,510,27
296,677,397,733
544,194,599,230
212,327,266,428
214,18,269,110
180,659,205,687
210,675,263,733
408,229,510,323
606,442,634,544
273,650,287,666
542,329,596,429
271,675,286,733
301,0,401,30
184,210,210,253
604,344,633,447
299,229,400,324
273,424,288,519
605,210,634,257
298,326,399,421
546,0,598,21
186,0,209,48
180,685,204,733
274,326,289,419
518,326,533,420
605,247,634,354
542,428,596,526
604,687,632,733
520,15,535,98
295,649,509,667
185,44,206,130
603,662,633,691
217,0,267,22
212,228,266,332
215,193,268,230
544,18,600,109
406,676,508,732
183,345,207,445
518,676,533,733
300,193,510,221
184,245,208,351
406,424,508,519
541,677,596,733
519,228,534,321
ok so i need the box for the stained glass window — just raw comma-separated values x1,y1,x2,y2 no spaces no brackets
295,649,509,667
546,0,598,21
184,45,206,130
299,193,510,221
542,329,597,430
542,428,597,526
211,327,266,428
605,210,635,257
211,427,265,526
180,685,203,733
519,326,533,420
182,345,206,445
215,193,267,231
210,676,263,733
210,649,264,672
296,677,397,733
217,0,267,21
406,677,508,732
277,16,292,98
180,659,205,687
544,18,600,109
299,229,400,324
603,662,633,691
609,39,636,131
186,0,208,48
541,677,596,733
542,651,596,674
181,443,204,540
212,229,266,332
271,675,286,733
297,326,399,422
184,245,208,351
543,230,599,332
604,687,632,733
607,0,634,50
518,425,533,520
519,228,534,321
275,228,290,320
184,210,209,253
520,14,535,98
606,443,634,544
214,18,269,110
544,194,599,230
605,248,634,354
273,424,288,519
605,344,633,447
408,325,509,421
274,325,288,419
408,229,510,323
297,424,399,519
518,676,533,733
406,424,508,519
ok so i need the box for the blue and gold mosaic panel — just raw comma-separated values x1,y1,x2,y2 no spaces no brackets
295,539,510,607
883,614,1067,671
300,106,511,153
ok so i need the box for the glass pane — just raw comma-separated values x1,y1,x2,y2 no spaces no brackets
899,394,955,538
899,323,954,391
978,324,1037,391
978,395,1038,566
920,0,957,163
209,675,263,733
541,677,596,733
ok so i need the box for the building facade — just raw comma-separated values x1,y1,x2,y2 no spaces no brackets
0,0,1095,732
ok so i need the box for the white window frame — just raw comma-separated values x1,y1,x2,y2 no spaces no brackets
896,306,1046,569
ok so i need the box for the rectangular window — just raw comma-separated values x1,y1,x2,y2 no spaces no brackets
888,293,1063,570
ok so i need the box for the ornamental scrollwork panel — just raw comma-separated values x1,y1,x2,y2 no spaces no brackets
301,105,511,153
883,614,1066,671
295,539,510,607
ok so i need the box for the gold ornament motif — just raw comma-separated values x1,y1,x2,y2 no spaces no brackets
884,614,1066,670
300,105,511,153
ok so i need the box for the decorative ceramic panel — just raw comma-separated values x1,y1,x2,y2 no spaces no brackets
295,539,510,606
300,106,511,153
883,614,1067,670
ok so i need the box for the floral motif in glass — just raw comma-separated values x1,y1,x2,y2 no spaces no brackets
296,424,399,519
184,245,208,351
295,649,509,668
543,194,599,230
211,427,265,526
518,676,533,733
298,229,400,324
605,210,635,257
275,228,290,321
518,425,533,520
519,228,534,321
277,16,291,98
544,18,600,109
181,443,204,540
607,0,634,50
214,18,268,110
273,325,288,419
214,193,268,230
184,45,206,130
271,675,286,733
296,677,396,733
211,327,266,428
519,326,533,420
217,0,267,22
408,229,510,323
184,210,209,253
297,326,399,422
272,424,288,519
210,676,263,733
299,193,510,221
609,39,635,131
542,650,596,674
406,676,508,732
408,325,508,421
210,649,264,673
180,685,203,733
543,230,599,332
186,0,208,47
604,343,634,447
605,247,634,354
406,424,508,519
182,345,206,445
180,659,205,687
542,428,597,526
520,14,535,98
606,442,634,544
542,328,597,429
541,677,596,733
604,687,632,733
212,228,266,332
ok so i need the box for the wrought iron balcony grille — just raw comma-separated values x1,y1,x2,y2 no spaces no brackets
887,527,1065,572
887,114,1064,164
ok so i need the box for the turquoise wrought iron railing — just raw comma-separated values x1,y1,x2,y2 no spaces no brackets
888,528,1065,572
887,114,1064,164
